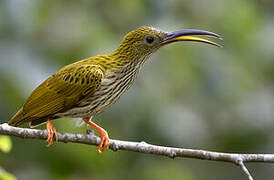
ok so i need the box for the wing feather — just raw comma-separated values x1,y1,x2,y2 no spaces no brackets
8,64,103,126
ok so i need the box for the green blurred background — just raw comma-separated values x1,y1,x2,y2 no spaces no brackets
1,0,274,179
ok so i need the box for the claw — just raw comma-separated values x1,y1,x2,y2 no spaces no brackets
96,130,110,154
46,119,58,147
83,118,110,153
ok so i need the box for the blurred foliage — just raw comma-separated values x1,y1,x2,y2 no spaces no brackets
0,168,16,180
0,137,15,180
1,0,274,179
0,136,12,153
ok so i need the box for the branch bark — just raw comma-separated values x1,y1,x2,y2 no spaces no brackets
1,123,274,179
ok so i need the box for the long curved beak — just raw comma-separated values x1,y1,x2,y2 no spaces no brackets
161,29,222,47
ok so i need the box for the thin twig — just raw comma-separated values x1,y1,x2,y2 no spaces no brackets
237,160,253,180
1,123,274,179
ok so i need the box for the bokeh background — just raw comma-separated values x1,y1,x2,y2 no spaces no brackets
1,0,274,179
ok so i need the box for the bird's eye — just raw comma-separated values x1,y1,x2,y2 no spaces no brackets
145,36,154,44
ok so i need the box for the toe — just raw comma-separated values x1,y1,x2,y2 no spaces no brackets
98,136,110,153
53,128,58,142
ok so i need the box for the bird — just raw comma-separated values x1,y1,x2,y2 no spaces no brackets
8,26,221,153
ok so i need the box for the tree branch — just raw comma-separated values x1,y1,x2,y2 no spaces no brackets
1,123,274,179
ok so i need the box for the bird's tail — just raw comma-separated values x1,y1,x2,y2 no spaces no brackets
8,107,26,127
8,107,52,128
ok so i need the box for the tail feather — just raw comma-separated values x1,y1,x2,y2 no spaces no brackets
8,107,26,127
9,107,53,128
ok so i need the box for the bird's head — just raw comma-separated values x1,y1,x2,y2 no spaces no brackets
115,26,221,62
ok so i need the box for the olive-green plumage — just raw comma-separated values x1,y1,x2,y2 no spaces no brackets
8,26,221,128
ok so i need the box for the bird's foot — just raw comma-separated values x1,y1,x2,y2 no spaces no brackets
83,118,110,153
96,129,109,154
46,119,58,146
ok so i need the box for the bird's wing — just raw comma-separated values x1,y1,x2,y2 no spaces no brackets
21,64,103,122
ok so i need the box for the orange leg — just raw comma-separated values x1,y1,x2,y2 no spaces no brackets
46,119,58,147
83,118,109,154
